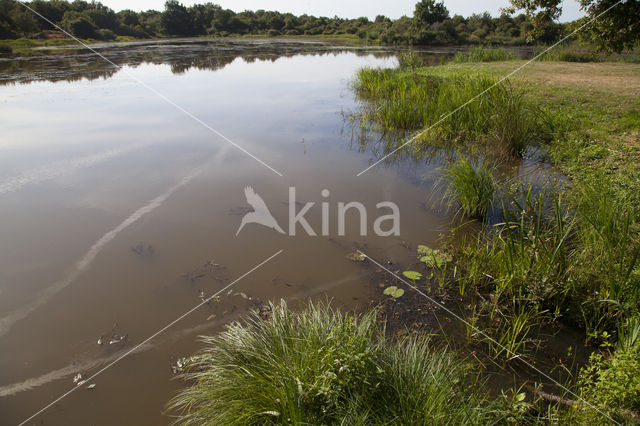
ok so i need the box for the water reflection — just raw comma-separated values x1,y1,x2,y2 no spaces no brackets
0,39,402,85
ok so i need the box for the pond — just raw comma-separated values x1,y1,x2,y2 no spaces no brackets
0,39,483,424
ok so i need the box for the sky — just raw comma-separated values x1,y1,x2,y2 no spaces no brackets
97,0,586,22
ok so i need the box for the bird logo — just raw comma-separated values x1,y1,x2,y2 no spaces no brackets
236,186,285,236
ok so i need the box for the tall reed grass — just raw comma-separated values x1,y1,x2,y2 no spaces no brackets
354,67,549,156
535,46,600,63
452,177,640,355
452,47,517,63
458,185,575,312
167,301,499,425
441,157,496,219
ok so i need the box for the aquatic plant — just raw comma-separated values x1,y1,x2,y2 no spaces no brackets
452,47,517,63
402,270,423,282
417,244,452,268
535,46,600,63
167,300,498,424
574,184,640,311
353,66,548,156
383,285,405,298
457,184,576,307
450,174,640,371
441,157,496,219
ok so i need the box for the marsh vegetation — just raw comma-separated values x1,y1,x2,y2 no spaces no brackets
159,43,640,424
353,65,550,157
347,52,640,423
168,301,500,425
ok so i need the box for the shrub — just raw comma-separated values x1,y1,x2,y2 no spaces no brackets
576,317,640,423
60,12,97,39
96,28,115,40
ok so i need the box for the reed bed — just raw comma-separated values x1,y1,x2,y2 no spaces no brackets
452,47,517,63
354,66,549,156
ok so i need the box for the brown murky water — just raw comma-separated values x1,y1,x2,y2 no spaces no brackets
0,39,466,424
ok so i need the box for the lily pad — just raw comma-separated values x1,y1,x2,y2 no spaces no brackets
383,286,405,298
402,270,422,281
417,245,432,255
346,252,367,262
417,245,452,268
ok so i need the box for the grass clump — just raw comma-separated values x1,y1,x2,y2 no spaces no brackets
441,157,496,219
452,47,517,63
535,45,601,63
354,66,548,156
167,300,497,425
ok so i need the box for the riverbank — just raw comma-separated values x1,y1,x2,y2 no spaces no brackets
430,60,640,205
0,34,369,55
349,58,640,423
168,58,639,424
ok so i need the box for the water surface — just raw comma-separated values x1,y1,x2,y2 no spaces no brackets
0,39,459,424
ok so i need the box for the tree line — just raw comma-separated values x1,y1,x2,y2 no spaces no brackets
0,0,630,50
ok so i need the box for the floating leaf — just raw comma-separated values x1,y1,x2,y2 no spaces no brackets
402,271,422,281
383,286,405,298
417,245,452,268
417,245,432,255
346,252,367,262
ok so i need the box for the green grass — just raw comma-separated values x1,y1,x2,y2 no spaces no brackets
352,58,640,424
0,37,84,47
536,46,600,63
456,177,639,329
441,156,496,219
576,316,640,423
534,45,640,63
167,300,499,425
354,66,549,156
452,47,517,63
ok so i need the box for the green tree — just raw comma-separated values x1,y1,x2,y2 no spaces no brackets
414,0,449,27
60,10,97,38
84,4,118,31
508,0,639,52
117,9,139,27
188,2,220,35
0,0,17,38
12,8,39,36
139,10,163,36
161,0,191,36
29,0,71,30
